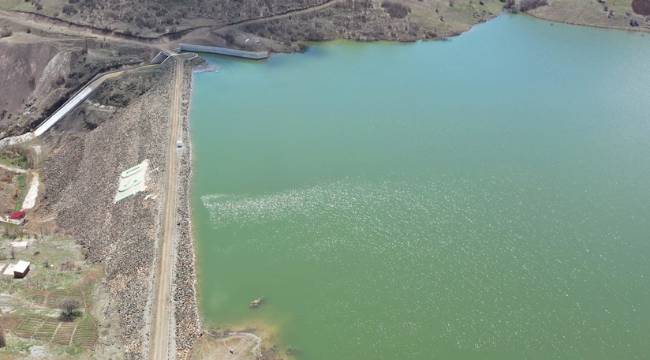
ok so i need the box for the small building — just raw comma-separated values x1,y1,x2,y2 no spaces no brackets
3,210,26,225
12,260,30,278
11,241,29,250
9,210,25,221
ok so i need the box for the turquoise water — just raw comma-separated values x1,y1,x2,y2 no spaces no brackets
190,15,650,360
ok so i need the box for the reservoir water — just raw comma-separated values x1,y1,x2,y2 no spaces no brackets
190,15,650,360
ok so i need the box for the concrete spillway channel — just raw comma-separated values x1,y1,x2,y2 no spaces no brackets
178,43,269,60
1,46,261,150
34,70,125,137
0,66,153,150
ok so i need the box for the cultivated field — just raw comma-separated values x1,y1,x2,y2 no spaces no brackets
0,234,102,359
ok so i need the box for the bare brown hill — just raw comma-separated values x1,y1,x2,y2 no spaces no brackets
0,26,152,137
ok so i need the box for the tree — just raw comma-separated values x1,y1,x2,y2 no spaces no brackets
59,299,81,321
519,0,548,12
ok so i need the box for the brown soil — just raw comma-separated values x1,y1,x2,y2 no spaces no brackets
192,321,289,360
0,33,59,132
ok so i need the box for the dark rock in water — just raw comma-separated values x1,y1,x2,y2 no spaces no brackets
249,297,264,309
286,347,302,356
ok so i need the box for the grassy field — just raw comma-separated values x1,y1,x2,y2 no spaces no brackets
0,235,101,359
529,0,648,31
0,149,28,170
13,174,26,211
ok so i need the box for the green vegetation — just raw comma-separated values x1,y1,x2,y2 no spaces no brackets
0,150,28,170
59,299,81,322
0,235,101,358
14,174,26,211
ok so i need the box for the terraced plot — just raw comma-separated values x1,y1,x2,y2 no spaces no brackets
45,289,85,308
52,322,76,345
11,315,97,349
71,316,98,349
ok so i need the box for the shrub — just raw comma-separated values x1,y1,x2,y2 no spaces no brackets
519,0,548,12
62,4,78,16
632,0,650,15
59,299,81,321
381,1,411,19
0,27,12,38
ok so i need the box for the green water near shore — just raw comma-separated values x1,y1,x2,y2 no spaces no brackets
190,15,650,359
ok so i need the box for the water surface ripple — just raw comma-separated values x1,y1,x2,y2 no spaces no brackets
191,15,650,360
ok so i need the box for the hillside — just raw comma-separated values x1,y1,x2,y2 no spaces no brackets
530,0,650,31
0,0,508,41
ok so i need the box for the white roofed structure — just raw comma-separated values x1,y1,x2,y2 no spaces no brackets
12,260,30,278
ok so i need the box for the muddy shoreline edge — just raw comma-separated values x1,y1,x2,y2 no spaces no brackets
174,60,203,360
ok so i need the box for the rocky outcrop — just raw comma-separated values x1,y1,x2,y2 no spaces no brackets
0,35,60,131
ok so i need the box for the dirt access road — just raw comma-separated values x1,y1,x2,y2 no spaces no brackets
0,0,343,49
0,10,165,49
218,0,342,30
149,55,184,360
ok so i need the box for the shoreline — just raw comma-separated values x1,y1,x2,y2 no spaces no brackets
173,58,204,360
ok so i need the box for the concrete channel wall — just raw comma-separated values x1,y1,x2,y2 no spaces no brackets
178,43,269,60
1,67,134,150
151,50,176,64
